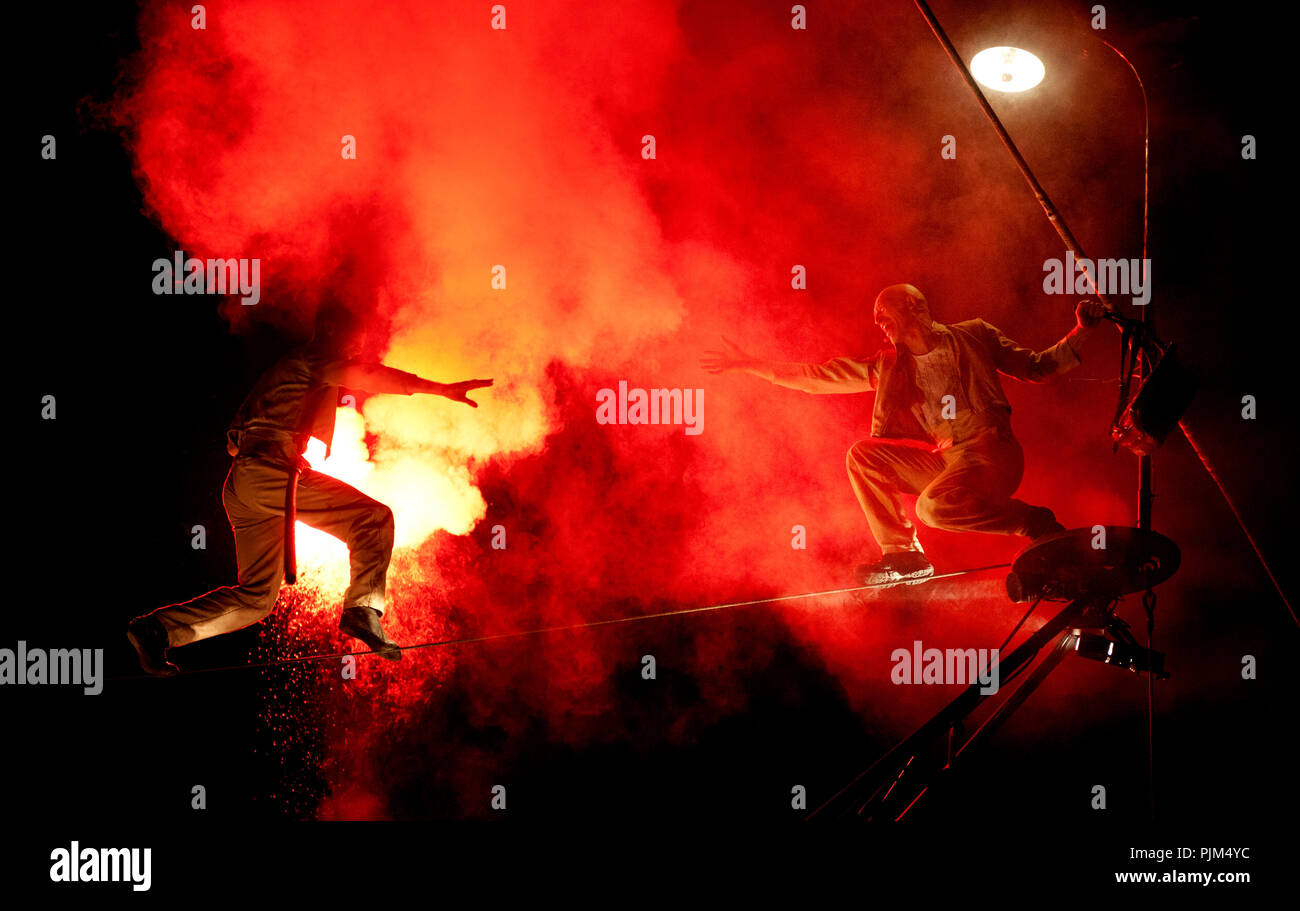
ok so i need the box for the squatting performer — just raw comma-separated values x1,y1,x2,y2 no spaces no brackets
702,283,1107,585
127,303,493,676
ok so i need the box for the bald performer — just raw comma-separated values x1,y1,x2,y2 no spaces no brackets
702,284,1108,585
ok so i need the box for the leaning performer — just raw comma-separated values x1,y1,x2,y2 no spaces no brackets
702,283,1108,586
128,303,493,676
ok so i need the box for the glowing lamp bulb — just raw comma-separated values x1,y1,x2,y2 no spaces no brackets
970,47,1045,93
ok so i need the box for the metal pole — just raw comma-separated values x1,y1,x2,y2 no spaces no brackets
1103,39,1154,533
808,598,1087,819
1100,37,1155,819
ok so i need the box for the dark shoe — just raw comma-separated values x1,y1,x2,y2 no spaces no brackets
856,551,935,586
339,607,402,661
1024,507,1066,541
126,615,179,677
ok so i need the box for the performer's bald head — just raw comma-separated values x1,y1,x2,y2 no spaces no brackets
873,283,931,344
875,283,929,316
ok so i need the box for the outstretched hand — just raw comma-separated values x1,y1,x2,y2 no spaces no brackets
700,337,756,374
443,378,494,407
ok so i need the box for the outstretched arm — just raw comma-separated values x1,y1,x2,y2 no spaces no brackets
701,337,875,394
320,360,493,406
977,299,1109,383
413,377,494,408
700,337,777,382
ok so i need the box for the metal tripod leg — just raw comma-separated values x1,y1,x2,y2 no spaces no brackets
892,627,1077,820
808,598,1091,820
953,628,1076,762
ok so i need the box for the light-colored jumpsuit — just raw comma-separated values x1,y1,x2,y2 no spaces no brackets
151,345,427,647
771,319,1085,555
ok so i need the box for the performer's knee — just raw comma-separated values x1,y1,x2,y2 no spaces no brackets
237,580,281,617
915,492,957,529
362,503,395,552
846,439,884,471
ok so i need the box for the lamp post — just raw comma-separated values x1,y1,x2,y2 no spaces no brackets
968,39,1154,532
1097,41,1154,533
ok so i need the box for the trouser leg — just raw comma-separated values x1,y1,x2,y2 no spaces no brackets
152,462,285,647
151,454,395,647
915,428,1043,535
846,438,945,554
292,469,395,613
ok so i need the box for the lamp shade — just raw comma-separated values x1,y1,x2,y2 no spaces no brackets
970,46,1045,92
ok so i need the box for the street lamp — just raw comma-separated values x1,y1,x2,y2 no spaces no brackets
969,46,1045,92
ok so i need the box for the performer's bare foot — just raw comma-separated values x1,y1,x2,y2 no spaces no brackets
339,606,402,661
856,552,935,586
127,615,180,677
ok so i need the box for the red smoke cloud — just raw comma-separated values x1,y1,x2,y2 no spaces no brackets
110,0,1154,817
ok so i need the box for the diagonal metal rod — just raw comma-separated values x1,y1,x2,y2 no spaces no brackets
888,628,1076,822
952,628,1075,762
807,597,1088,819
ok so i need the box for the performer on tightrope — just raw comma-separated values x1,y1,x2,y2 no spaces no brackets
127,302,493,676
702,283,1108,585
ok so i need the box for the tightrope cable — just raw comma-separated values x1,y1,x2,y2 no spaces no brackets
116,563,1012,680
